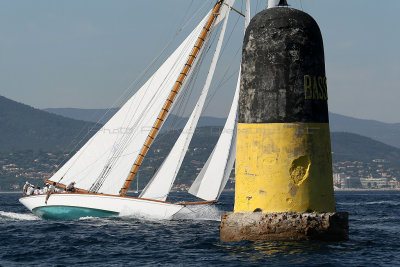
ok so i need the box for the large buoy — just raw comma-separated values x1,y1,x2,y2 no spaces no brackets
235,7,335,213
220,6,348,242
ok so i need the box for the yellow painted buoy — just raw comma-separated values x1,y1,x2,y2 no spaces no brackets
234,7,335,213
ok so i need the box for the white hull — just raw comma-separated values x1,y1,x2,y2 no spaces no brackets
19,193,184,220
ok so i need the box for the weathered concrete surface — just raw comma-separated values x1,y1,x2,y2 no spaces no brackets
220,212,349,242
235,7,335,213
240,7,328,124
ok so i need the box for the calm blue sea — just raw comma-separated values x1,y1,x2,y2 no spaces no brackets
1,191,399,266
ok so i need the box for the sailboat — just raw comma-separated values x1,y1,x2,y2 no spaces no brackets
19,0,254,220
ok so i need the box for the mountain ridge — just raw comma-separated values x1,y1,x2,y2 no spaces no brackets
44,107,400,148
1,95,400,190
0,96,99,151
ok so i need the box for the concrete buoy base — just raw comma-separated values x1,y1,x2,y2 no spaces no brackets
220,212,348,242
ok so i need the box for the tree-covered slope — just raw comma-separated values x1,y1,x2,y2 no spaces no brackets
0,96,98,151
331,132,400,168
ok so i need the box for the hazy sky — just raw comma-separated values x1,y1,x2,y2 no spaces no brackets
0,0,399,123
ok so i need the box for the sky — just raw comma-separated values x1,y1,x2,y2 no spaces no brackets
0,0,399,123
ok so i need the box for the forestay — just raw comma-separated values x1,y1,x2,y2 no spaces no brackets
140,0,235,201
49,11,212,195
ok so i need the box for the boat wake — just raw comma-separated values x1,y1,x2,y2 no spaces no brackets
0,211,40,221
92,205,224,222
173,205,223,221
118,208,175,221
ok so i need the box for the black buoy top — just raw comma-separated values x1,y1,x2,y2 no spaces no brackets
239,8,329,124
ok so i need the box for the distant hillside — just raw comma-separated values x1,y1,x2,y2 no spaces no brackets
3,94,400,163
44,108,400,148
44,108,227,129
329,113,400,149
0,96,99,151
44,108,119,125
2,128,400,191
150,131,400,186
331,132,400,168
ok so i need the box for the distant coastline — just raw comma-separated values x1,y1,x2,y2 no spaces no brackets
3,188,400,194
334,188,400,191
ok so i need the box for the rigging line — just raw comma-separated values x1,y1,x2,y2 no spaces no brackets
115,0,212,111
111,28,201,150
178,0,195,29
93,16,217,192
219,8,241,62
100,5,212,150
110,28,209,158
53,3,211,182
82,21,205,188
205,10,242,96
162,15,231,198
195,5,242,117
67,4,220,193
136,11,222,197
166,65,201,132
153,31,213,133
203,46,241,112
255,0,260,14
148,22,214,137
56,5,211,179
99,34,211,183
169,37,221,183
156,44,236,166
79,48,206,190
117,20,203,133
181,14,240,122
163,58,207,182
169,24,219,130
132,28,213,157
224,3,245,17
154,24,217,140
49,123,98,178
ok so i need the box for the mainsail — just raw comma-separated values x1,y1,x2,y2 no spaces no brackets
49,11,213,195
140,0,234,201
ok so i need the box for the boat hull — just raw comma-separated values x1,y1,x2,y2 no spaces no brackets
33,206,117,220
19,193,183,220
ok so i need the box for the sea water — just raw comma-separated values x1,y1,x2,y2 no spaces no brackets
0,191,399,266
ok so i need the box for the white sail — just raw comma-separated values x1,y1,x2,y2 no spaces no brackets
268,0,285,8
49,11,212,195
188,0,250,201
140,2,234,201
245,0,251,27
188,73,239,201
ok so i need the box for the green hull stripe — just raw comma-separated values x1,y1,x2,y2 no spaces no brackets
33,206,118,220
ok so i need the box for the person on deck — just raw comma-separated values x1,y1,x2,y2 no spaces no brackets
22,182,32,196
66,182,76,192
33,186,40,195
49,182,56,192
42,184,49,194
45,182,58,204
26,185,34,196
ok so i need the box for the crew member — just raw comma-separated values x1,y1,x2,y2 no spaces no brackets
66,182,76,192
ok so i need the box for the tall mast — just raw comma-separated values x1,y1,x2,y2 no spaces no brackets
119,1,224,196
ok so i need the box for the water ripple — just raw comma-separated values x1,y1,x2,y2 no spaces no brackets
0,191,399,266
